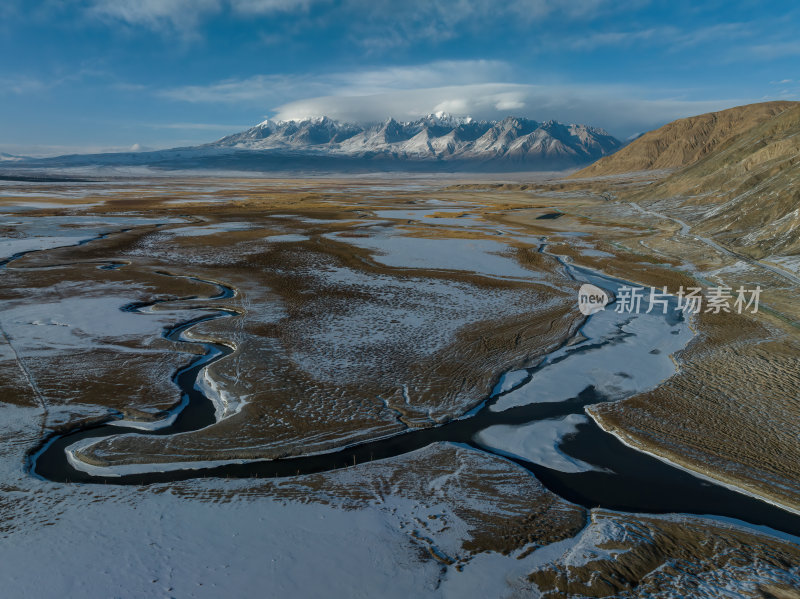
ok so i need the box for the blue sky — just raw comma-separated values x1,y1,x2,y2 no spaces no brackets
1,0,798,155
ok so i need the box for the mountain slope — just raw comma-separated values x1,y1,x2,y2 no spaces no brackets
571,101,798,177
635,102,800,258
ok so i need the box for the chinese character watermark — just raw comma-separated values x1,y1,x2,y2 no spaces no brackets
580,285,761,315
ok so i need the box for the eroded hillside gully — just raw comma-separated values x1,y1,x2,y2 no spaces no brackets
20,235,800,539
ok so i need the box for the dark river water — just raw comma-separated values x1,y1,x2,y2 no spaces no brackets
26,259,800,537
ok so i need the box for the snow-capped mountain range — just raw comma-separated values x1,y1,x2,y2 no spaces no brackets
0,113,623,173
209,113,622,166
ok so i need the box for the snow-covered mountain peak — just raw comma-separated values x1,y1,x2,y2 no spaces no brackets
413,112,474,128
209,114,623,168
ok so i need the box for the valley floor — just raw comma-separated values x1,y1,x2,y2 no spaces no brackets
1,174,798,597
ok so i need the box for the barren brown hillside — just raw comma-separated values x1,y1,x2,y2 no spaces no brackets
571,101,798,177
569,101,800,259
638,102,800,257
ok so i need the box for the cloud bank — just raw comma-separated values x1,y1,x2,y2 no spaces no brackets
161,61,748,138
85,0,616,41
273,84,743,138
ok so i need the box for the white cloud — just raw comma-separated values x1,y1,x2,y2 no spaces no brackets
343,0,620,49
336,60,514,93
84,0,623,42
271,83,749,138
86,0,321,34
160,74,329,104
493,95,526,111
674,22,754,47
746,41,800,59
0,67,132,97
229,0,324,14
89,0,221,34
144,122,253,131
160,60,512,103
566,27,672,51
562,22,754,52
159,60,748,137
0,76,51,95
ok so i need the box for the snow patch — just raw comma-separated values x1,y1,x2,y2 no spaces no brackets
474,415,602,473
492,303,694,411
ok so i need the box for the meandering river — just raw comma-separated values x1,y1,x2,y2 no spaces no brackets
25,255,800,537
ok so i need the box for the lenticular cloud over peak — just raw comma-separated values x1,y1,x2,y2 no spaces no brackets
271,83,744,139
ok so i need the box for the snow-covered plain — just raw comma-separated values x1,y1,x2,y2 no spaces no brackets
492,301,694,411
5,442,796,598
0,491,447,598
0,390,568,599
3,193,798,598
0,401,463,598
164,222,256,237
288,263,560,385
327,230,544,281
1,293,216,357
373,207,481,227
474,414,602,473
264,233,310,242
0,215,181,260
